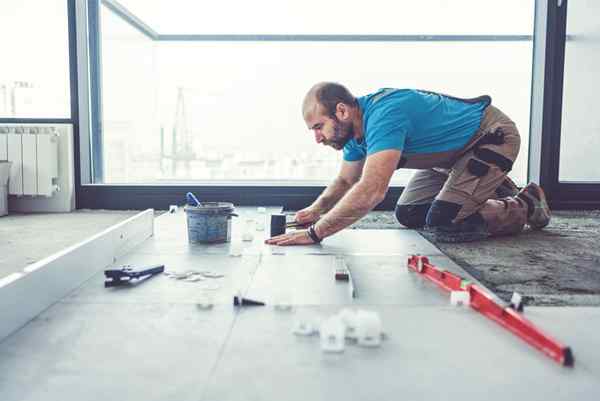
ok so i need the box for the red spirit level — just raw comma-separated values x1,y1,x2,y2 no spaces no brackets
407,255,574,367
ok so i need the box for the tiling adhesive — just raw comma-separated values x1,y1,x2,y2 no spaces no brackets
184,202,237,243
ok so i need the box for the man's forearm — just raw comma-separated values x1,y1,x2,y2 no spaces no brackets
311,176,354,214
314,181,383,239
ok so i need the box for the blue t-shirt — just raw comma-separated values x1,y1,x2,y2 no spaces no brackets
343,88,489,161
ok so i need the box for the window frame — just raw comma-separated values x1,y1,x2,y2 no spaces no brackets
533,0,600,209
80,0,591,210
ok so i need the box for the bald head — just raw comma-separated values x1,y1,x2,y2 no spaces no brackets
302,82,357,121
302,82,362,151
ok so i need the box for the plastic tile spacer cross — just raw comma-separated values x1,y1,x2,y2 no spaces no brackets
355,310,382,347
293,318,318,336
510,292,524,312
416,256,424,272
450,290,470,307
229,243,243,257
338,308,360,340
320,316,346,353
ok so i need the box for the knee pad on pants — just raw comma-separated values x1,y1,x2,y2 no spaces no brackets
394,204,431,228
425,200,462,227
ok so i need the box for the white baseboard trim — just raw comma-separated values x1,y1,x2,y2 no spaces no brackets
0,209,154,341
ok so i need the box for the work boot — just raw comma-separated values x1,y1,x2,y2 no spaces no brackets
516,182,551,229
495,176,519,199
479,198,527,236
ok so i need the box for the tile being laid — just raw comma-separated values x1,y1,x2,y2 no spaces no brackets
256,229,443,257
306,229,442,256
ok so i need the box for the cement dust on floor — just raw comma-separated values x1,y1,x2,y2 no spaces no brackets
337,209,600,306
0,209,139,278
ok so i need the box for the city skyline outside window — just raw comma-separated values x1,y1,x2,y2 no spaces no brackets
99,1,534,186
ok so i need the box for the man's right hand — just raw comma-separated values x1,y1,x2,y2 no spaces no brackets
295,207,321,225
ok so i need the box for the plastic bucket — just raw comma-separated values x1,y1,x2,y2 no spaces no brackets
184,202,236,243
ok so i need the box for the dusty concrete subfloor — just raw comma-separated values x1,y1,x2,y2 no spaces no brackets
335,209,600,306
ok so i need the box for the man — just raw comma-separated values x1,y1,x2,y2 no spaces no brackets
265,82,550,246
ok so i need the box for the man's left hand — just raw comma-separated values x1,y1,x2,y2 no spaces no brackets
264,230,316,246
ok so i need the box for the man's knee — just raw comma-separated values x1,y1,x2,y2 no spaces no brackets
425,200,462,227
426,200,486,227
394,204,430,228
423,200,488,242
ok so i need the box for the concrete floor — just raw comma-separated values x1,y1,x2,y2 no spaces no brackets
1,208,598,400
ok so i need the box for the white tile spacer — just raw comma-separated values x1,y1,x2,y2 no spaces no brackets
184,276,205,282
416,257,424,272
293,318,318,336
229,243,243,257
450,291,470,307
338,308,359,340
201,272,225,278
510,292,524,312
196,302,214,310
320,316,346,353
355,310,382,347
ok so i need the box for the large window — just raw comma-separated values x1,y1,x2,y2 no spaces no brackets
0,0,71,119
97,0,534,186
559,0,600,183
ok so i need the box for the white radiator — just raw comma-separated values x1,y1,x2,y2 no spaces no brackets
0,125,59,197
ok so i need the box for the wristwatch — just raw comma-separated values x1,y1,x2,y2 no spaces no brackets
307,224,322,244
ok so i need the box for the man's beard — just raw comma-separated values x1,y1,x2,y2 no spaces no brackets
323,118,354,150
